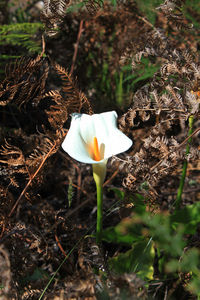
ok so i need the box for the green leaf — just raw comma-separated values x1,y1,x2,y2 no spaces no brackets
145,214,185,256
116,71,123,107
188,272,200,296
180,248,200,273
67,2,85,13
171,202,200,234
108,187,125,201
102,222,144,245
109,239,154,280
131,193,146,214
166,248,200,275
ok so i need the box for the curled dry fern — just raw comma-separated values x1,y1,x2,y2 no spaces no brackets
41,0,71,36
84,0,104,15
0,45,94,215
112,0,200,200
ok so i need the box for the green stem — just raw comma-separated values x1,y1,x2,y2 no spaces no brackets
96,183,103,245
175,115,194,209
92,162,107,245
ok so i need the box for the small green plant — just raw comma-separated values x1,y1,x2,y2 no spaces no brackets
103,199,200,296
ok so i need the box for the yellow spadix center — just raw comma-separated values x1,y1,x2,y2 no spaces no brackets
93,137,101,161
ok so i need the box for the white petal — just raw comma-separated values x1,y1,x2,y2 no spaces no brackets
79,114,96,144
62,114,95,163
92,111,132,158
103,128,133,158
82,111,117,147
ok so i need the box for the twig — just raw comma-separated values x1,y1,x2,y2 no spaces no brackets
103,168,119,187
70,20,84,75
65,181,87,195
55,234,68,257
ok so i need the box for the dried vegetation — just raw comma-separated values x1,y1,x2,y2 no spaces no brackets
0,0,200,299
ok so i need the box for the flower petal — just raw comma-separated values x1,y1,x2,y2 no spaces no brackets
79,113,96,144
62,114,96,163
92,111,132,158
103,127,133,158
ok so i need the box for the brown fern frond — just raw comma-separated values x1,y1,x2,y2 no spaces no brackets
84,0,104,15
0,54,48,109
166,85,185,110
53,63,93,114
53,63,78,96
157,0,192,30
9,139,58,217
79,92,93,115
43,89,68,129
0,141,25,166
0,141,30,190
41,0,71,36
27,136,58,171
9,176,20,188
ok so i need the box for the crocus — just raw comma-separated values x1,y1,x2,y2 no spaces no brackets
62,110,132,244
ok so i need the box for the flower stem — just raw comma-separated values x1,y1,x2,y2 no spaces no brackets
175,115,194,209
92,162,107,245
96,182,103,245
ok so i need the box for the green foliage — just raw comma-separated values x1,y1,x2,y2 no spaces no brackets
86,55,160,109
66,1,85,13
123,58,160,91
0,22,44,78
67,179,74,208
109,239,154,280
183,0,200,30
103,224,144,245
21,268,49,285
108,187,125,201
103,192,146,244
103,200,200,295
115,71,123,107
107,0,117,7
135,0,163,24
0,22,44,53
171,202,200,234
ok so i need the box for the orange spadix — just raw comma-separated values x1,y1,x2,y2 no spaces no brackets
93,137,101,161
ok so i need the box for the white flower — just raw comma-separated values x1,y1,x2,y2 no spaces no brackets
61,111,132,164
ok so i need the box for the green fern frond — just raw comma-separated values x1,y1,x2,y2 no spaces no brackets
0,22,44,53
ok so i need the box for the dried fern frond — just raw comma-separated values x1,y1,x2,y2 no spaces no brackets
27,136,57,168
53,63,93,114
0,55,48,108
0,246,11,298
44,90,68,129
41,0,71,36
157,0,192,30
0,141,30,189
0,141,25,166
84,0,104,15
